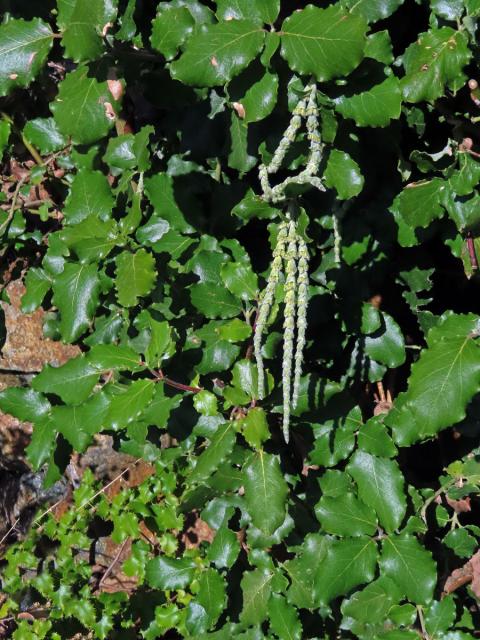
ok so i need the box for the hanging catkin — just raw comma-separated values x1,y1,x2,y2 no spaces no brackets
254,84,320,441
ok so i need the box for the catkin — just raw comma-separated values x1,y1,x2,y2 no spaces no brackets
254,222,288,399
292,236,309,409
282,221,298,443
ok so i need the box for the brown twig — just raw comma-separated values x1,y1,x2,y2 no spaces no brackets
97,538,130,590
149,368,203,393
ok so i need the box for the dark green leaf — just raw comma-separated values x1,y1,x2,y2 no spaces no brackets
115,249,156,307
151,7,195,60
146,556,197,590
315,492,377,537
267,594,302,640
63,170,114,224
32,356,99,405
280,5,367,82
188,422,236,484
335,76,402,127
0,387,50,422
190,283,242,319
324,149,364,200
243,451,288,535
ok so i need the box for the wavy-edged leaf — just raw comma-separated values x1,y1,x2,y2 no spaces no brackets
335,76,402,127
243,451,288,535
379,533,437,604
280,5,367,82
115,249,156,307
189,422,236,485
170,20,265,87
348,451,406,532
32,356,99,405
386,313,480,445
0,18,53,97
61,0,117,62
0,387,50,423
315,492,377,537
52,262,101,342
239,567,274,626
267,594,302,640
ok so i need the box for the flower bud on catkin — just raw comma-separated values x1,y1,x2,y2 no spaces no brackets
282,221,298,443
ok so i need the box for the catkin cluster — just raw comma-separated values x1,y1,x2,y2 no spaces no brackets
254,217,309,443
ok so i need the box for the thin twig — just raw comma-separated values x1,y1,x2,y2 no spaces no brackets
33,496,66,526
0,518,20,547
0,175,28,236
149,368,203,393
98,538,130,589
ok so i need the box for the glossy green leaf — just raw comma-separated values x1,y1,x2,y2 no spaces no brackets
151,7,195,60
52,262,101,342
221,261,258,301
170,20,265,87
335,76,402,128
52,66,120,145
21,268,52,313
364,311,406,369
146,556,197,590
348,451,406,532
316,537,378,606
87,344,142,371
63,170,114,224
0,18,53,97
23,117,67,154
190,283,242,319
402,28,471,103
386,313,480,445
315,492,377,537
0,387,50,423
239,568,273,626
280,5,367,82
324,149,364,200
216,0,279,24
243,451,288,535
241,407,270,450
207,524,240,569
341,576,402,624
115,249,156,307
61,0,117,62
32,356,99,405
26,414,57,470
425,596,456,636
285,534,330,610
267,594,302,640
395,178,447,229
240,72,279,124
189,422,236,484
196,569,226,628
379,533,436,604
342,0,404,22
144,174,193,233
105,380,155,430
51,392,110,451
228,112,256,174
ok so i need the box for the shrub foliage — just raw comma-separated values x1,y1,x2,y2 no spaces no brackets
1,0,480,638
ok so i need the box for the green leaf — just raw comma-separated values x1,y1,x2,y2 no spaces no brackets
144,317,172,368
402,28,471,103
341,0,404,22
358,417,397,458
207,524,240,569
0,18,53,97
228,112,256,175
216,0,279,24
52,66,120,145
386,313,480,445
240,72,279,123
26,414,57,470
61,0,117,62
0,387,50,423
21,268,51,313
63,170,114,224
364,30,394,64
443,528,477,558
190,283,242,319
105,380,155,430
32,356,99,405
324,149,364,200
395,178,448,229
189,422,236,484
60,216,118,263
341,576,402,624
241,407,270,450
151,7,195,60
232,189,277,221
335,76,402,128
103,134,136,170
379,533,437,604
364,311,406,369
240,568,273,626
146,556,197,590
280,5,367,82
144,174,193,233
51,392,110,451
52,262,101,342
196,569,226,628
348,451,406,533
221,261,258,301
136,216,170,246
170,20,265,87
115,249,156,307
87,344,142,371
243,451,288,535
232,359,260,398
315,492,377,537
23,117,67,154
316,537,378,606
267,594,302,640
285,534,330,609
424,596,456,636
194,390,218,416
